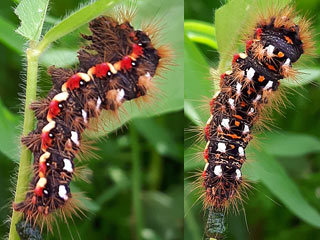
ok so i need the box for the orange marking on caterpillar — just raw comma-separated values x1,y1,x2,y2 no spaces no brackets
285,36,293,44
256,28,262,40
234,121,240,127
277,51,284,57
226,133,241,139
267,63,276,71
234,115,243,120
258,76,265,82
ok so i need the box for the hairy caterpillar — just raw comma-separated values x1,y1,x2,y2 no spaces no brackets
201,4,313,215
12,8,170,231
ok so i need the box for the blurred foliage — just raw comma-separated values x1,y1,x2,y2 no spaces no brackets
0,0,183,239
185,0,320,239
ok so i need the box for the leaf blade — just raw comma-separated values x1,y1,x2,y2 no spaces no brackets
247,148,320,228
36,0,120,53
14,0,49,41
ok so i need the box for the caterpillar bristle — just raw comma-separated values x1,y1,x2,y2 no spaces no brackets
113,3,137,24
21,133,41,153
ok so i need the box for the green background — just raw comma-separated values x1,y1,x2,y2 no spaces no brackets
184,0,320,240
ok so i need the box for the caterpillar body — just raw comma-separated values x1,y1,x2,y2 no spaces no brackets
202,6,313,210
13,13,169,228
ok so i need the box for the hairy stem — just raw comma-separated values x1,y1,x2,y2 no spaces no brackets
131,126,143,240
9,46,40,240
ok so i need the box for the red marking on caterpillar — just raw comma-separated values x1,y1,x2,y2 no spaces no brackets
200,6,314,211
13,7,172,231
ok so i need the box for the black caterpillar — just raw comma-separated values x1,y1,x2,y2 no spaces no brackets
13,14,169,228
201,6,312,210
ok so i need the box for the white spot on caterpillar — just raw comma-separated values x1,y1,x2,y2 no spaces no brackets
266,45,275,56
248,107,255,115
96,97,102,110
217,143,226,153
221,118,230,130
235,169,242,180
284,58,291,66
42,121,56,133
246,67,255,80
204,162,209,171
243,124,250,134
71,131,79,146
263,81,273,90
82,109,88,124
108,63,117,74
214,165,223,177
63,159,73,173
40,152,51,163
53,92,69,102
225,70,233,75
239,53,247,59
43,189,48,195
207,115,213,124
253,94,261,103
77,72,91,82
236,82,242,95
37,177,47,188
145,72,151,79
238,146,245,157
228,98,235,109
58,185,69,201
117,89,125,103
212,90,220,99
205,141,210,150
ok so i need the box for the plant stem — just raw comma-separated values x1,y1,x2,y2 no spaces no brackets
131,126,143,240
8,46,40,240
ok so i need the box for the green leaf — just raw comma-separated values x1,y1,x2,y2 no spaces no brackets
0,99,21,162
184,20,217,49
0,16,24,54
184,182,202,240
261,131,320,157
282,68,320,86
247,148,320,228
184,33,211,125
39,48,78,67
132,118,181,159
14,0,49,41
184,145,204,172
36,0,121,53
